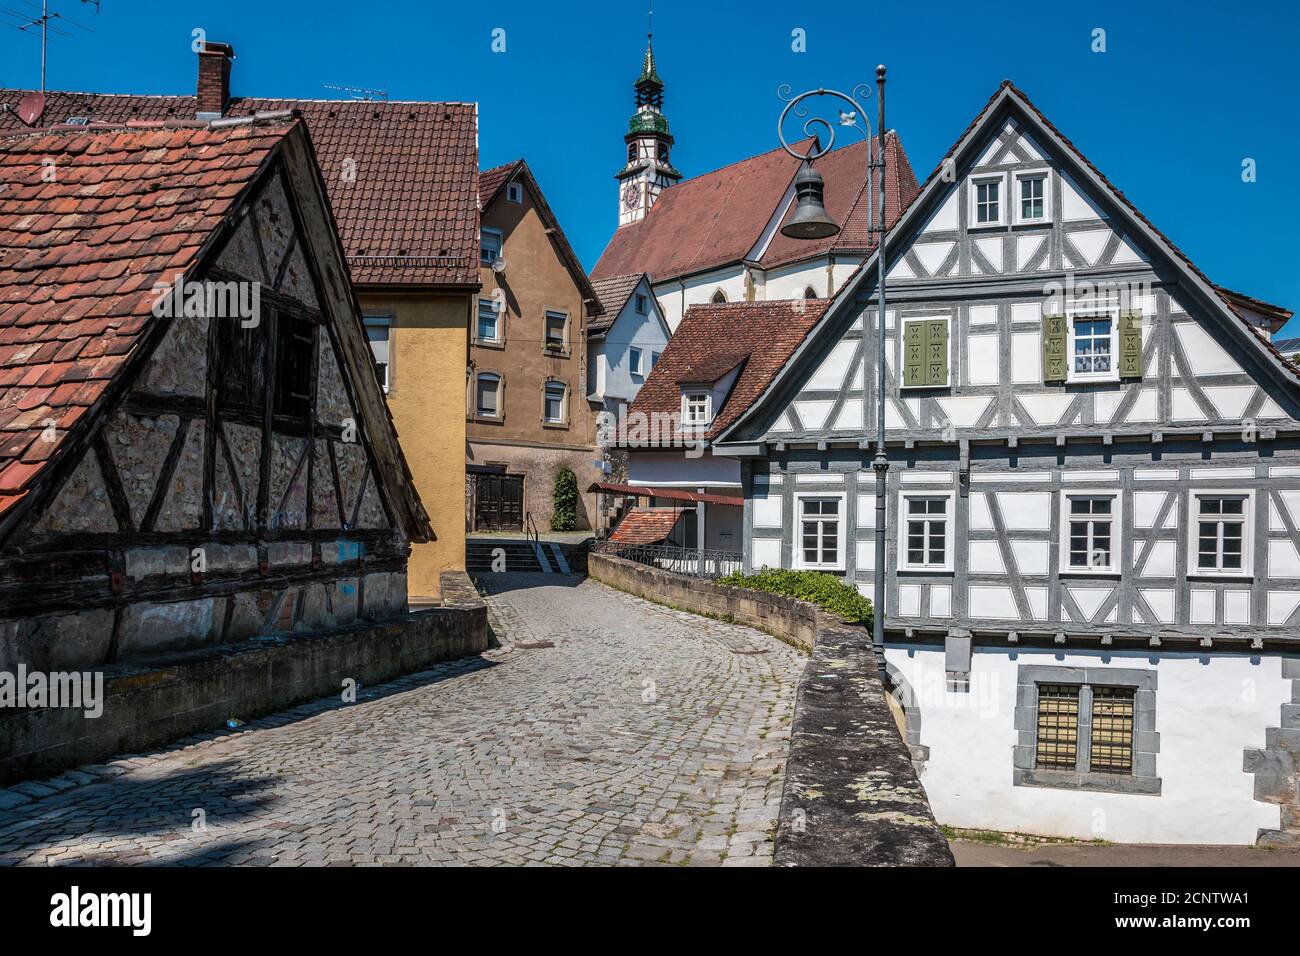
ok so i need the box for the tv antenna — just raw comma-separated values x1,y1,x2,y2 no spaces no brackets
1,0,100,92
323,83,389,102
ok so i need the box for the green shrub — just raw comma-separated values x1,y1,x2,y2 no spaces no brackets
718,567,873,626
551,468,577,531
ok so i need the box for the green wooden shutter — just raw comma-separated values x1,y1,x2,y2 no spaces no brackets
1118,312,1144,379
903,320,925,387
1042,314,1067,384
926,319,949,386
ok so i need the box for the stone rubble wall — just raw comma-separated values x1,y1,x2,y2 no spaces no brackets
0,572,487,785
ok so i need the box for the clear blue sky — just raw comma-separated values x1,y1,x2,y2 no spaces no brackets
3,0,1297,335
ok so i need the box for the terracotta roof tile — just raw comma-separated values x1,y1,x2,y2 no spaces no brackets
591,132,919,285
0,118,291,498
0,90,480,288
588,273,646,334
610,507,681,545
628,298,831,442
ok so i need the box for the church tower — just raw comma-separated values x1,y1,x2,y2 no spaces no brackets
615,34,681,228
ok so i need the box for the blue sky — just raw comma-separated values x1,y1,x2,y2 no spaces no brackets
3,0,1298,335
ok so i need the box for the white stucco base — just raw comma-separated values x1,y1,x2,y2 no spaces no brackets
883,644,1288,845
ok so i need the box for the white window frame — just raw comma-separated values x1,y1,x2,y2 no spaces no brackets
793,492,847,571
897,491,957,573
475,297,501,343
542,380,567,425
506,181,523,204
1058,490,1122,575
968,172,1007,228
681,390,712,428
543,310,568,350
475,372,501,419
480,227,503,265
363,314,391,393
629,347,644,377
1066,306,1120,383
1013,168,1052,225
1187,489,1254,578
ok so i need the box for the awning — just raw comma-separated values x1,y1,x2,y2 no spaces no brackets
587,481,743,508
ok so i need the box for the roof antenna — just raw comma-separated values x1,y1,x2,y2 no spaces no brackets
2,0,100,93
323,83,389,102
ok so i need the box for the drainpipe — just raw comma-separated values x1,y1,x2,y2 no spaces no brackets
696,489,706,577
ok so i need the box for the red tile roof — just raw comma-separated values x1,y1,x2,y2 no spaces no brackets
588,273,647,335
477,160,519,209
610,507,681,544
627,299,831,442
591,132,919,285
0,90,480,288
762,131,919,269
0,116,293,511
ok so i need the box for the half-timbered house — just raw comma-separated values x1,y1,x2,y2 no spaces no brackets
708,82,1300,845
0,114,430,668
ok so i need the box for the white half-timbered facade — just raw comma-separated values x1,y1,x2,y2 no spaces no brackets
713,82,1300,845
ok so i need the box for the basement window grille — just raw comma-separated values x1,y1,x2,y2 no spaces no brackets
1088,687,1136,774
1034,684,1080,770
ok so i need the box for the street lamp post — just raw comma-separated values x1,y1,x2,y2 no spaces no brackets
777,67,890,662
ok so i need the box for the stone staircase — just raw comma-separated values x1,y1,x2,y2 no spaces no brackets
466,538,590,575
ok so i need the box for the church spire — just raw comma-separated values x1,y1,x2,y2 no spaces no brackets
615,9,681,228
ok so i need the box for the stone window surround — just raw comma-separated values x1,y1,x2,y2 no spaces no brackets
474,296,505,349
541,377,569,429
1013,664,1161,795
542,308,571,357
470,368,505,424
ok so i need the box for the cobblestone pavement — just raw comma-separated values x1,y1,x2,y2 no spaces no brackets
0,575,805,867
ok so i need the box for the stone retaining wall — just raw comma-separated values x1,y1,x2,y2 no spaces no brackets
588,551,819,652
588,552,953,866
0,571,487,785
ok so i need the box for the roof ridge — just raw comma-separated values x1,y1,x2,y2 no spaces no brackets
0,110,298,143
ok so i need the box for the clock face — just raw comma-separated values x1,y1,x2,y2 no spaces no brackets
623,183,639,210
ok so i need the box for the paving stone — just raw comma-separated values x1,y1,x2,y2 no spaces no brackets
0,575,802,867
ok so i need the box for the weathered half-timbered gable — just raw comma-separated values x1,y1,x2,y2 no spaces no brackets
712,82,1300,844
0,117,431,671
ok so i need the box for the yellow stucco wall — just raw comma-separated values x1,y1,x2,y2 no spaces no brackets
361,291,469,598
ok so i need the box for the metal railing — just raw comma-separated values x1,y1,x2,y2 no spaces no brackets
525,512,540,548
592,540,743,579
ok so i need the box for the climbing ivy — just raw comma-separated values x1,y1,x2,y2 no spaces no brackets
551,468,577,531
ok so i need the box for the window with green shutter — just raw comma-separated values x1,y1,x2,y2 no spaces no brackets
902,318,950,388
1118,312,1143,379
1042,314,1067,384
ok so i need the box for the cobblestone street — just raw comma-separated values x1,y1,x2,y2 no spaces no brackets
0,575,805,867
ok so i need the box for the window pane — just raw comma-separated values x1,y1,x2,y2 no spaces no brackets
1035,685,1080,770
1089,687,1135,774
476,376,498,416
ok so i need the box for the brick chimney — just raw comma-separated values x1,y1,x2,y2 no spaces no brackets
196,42,235,118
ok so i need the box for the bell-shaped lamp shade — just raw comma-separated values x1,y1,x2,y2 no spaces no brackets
780,162,839,240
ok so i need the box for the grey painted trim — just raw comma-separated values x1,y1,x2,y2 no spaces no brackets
714,87,1300,449
753,440,1300,644
1013,663,1161,796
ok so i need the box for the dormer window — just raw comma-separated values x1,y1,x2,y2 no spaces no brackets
682,390,711,427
